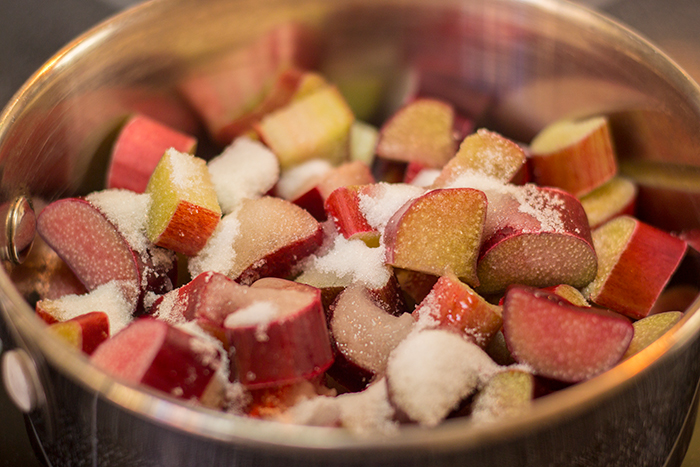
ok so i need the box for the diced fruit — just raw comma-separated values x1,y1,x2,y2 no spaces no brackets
542,284,591,307
349,121,379,166
385,328,498,427
502,285,633,383
224,281,333,389
178,24,320,145
529,116,617,197
432,129,527,186
324,186,379,247
36,198,141,306
106,114,197,193
375,98,456,168
145,148,221,256
91,317,224,406
470,369,534,422
255,85,355,169
394,268,440,309
485,330,516,366
328,284,414,390
622,311,683,360
190,196,322,285
10,233,87,304
384,188,487,286
579,176,637,229
620,160,700,231
207,137,280,215
47,311,110,355
291,161,375,221
581,216,687,319
477,185,597,295
36,281,135,335
413,274,502,348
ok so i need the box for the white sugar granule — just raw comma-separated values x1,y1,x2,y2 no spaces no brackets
409,169,441,187
167,148,203,191
152,289,188,326
513,184,566,233
276,159,332,200
42,280,135,335
301,235,391,289
445,171,507,193
86,189,151,254
223,301,280,343
386,329,500,427
208,137,280,215
358,182,424,233
188,212,241,278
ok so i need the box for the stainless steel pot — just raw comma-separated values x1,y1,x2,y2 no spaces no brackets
1,0,700,465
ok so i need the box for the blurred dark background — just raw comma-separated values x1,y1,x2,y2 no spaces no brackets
1,0,700,465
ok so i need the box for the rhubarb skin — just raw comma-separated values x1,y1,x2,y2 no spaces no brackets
324,185,380,247
502,285,633,383
145,148,221,256
413,273,502,348
48,311,110,355
224,285,334,389
107,114,197,193
582,216,687,320
91,317,221,402
36,198,141,305
529,116,618,198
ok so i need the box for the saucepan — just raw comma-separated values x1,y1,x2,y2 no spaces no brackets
1,0,700,465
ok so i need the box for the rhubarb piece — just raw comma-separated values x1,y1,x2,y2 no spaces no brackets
477,185,597,295
529,115,617,197
178,24,320,145
622,311,683,359
328,284,414,390
145,148,221,256
47,311,110,355
91,317,223,405
190,196,322,285
349,121,379,166
470,369,535,422
502,285,634,383
10,234,87,305
36,198,141,306
432,129,527,187
255,85,355,169
394,268,440,309
542,284,591,307
413,274,502,348
246,377,330,419
620,160,700,231
324,186,379,247
385,329,498,427
295,234,398,311
375,98,456,168
106,114,197,193
384,188,487,286
151,271,247,344
207,137,280,215
579,176,637,229
36,281,135,335
223,283,333,389
485,330,516,366
291,160,375,221
581,216,687,319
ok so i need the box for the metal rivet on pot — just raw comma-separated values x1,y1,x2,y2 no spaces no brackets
1,195,36,264
2,349,43,413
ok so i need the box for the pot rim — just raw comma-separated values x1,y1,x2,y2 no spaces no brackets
1,0,700,453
